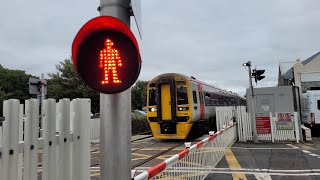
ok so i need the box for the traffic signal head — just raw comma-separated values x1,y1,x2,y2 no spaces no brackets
72,16,141,94
252,69,265,83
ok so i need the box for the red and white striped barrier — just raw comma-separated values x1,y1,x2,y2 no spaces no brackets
133,122,236,180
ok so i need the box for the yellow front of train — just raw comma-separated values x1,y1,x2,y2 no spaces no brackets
146,74,193,139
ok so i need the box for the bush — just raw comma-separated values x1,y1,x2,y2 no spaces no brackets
132,117,150,135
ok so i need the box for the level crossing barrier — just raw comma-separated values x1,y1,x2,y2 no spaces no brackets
0,98,91,180
133,122,237,180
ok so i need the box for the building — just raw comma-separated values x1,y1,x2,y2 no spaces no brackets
278,52,320,94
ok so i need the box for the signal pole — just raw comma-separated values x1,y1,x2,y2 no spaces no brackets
99,0,132,179
243,61,258,143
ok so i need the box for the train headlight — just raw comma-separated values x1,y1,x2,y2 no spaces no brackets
150,108,157,112
178,107,189,111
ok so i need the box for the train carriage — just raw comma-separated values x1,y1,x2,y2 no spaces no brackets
146,73,245,140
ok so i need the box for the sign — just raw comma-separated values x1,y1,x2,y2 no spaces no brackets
276,112,293,130
255,112,271,134
72,16,141,94
29,78,47,95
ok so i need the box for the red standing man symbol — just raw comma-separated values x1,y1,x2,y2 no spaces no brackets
99,38,123,85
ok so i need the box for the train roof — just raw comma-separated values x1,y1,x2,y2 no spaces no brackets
149,73,245,99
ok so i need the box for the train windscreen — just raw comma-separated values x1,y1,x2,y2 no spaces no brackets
177,86,188,105
148,89,157,106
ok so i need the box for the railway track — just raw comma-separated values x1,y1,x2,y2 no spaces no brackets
90,136,184,169
131,142,183,169
90,134,155,167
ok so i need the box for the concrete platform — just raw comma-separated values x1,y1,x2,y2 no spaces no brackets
206,138,320,180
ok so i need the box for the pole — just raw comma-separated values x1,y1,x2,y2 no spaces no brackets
99,0,132,179
41,73,45,104
40,73,46,133
247,63,258,143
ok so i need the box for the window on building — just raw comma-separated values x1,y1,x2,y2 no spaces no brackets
318,100,320,110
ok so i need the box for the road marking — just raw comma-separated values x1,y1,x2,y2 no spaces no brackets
310,154,319,157
254,173,272,180
286,144,300,149
232,147,296,150
302,150,311,154
211,171,320,176
225,148,247,180
211,168,320,177
287,144,320,159
298,144,317,150
212,168,320,173
131,153,151,161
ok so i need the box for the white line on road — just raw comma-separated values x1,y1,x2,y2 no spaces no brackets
286,144,300,149
254,173,272,180
302,150,311,154
231,147,296,150
211,170,320,176
211,168,320,173
310,154,319,157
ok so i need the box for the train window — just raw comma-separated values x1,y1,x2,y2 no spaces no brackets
318,100,320,110
149,83,156,87
177,87,188,105
211,99,215,105
204,93,211,106
148,89,157,106
176,81,186,86
192,91,198,104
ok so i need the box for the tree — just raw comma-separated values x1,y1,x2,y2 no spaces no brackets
0,65,33,116
131,80,148,110
47,59,100,113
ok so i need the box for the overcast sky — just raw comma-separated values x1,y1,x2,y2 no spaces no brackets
1,0,320,96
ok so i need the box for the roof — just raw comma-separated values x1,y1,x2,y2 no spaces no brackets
281,51,320,80
280,61,298,80
301,51,320,65
282,68,294,80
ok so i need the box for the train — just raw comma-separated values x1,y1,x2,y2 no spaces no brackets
146,73,246,139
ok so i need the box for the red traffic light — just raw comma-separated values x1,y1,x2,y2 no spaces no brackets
72,16,141,94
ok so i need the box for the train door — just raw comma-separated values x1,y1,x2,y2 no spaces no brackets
192,87,200,120
198,84,205,119
156,78,177,134
161,84,172,120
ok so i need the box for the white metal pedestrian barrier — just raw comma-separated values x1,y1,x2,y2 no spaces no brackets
0,98,91,180
215,106,236,131
236,106,300,142
133,122,237,180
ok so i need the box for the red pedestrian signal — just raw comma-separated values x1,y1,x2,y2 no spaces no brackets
72,16,141,94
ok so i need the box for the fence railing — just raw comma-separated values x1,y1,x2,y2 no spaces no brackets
236,106,300,142
133,122,237,180
215,106,236,131
0,98,91,180
90,118,100,141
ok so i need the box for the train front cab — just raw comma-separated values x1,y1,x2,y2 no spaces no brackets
147,76,192,139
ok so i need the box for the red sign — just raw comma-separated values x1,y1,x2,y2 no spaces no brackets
256,116,271,134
